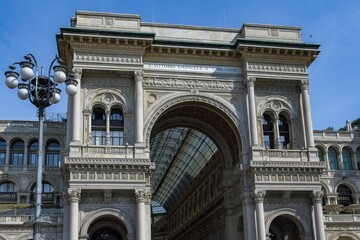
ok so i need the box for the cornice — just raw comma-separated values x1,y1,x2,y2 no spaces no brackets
250,160,326,169
65,157,154,166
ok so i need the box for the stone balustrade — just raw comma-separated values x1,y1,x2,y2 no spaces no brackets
323,214,360,222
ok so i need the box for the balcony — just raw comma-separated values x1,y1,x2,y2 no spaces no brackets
324,214,360,223
258,149,308,161
0,193,17,203
0,215,60,225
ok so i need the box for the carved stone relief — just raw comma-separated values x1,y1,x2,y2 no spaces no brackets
256,94,297,117
247,62,307,73
74,52,142,64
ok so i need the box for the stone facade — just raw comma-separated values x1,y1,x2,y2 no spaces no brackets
0,11,359,240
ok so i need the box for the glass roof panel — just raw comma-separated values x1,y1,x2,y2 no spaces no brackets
150,127,217,210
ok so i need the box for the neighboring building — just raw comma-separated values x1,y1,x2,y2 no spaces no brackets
0,10,359,240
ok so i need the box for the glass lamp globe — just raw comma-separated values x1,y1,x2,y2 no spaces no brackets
66,84,77,96
17,87,29,100
53,66,67,83
19,62,34,80
52,88,61,104
5,71,19,89
65,79,78,96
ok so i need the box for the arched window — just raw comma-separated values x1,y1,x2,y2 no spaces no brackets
10,140,24,165
337,184,353,206
356,147,360,170
0,139,6,165
0,181,17,203
262,114,274,149
110,108,124,146
91,107,106,145
0,181,16,192
278,114,290,149
28,140,38,166
45,141,60,167
316,147,324,162
328,147,339,170
31,182,55,203
342,147,353,170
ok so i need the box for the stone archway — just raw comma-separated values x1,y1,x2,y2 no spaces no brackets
147,96,244,239
88,216,127,240
268,215,304,240
79,208,135,240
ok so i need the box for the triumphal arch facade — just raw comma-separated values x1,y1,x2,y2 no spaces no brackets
53,11,327,240
5,10,360,240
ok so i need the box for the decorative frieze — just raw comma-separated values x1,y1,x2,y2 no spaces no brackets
66,157,151,166
143,77,242,91
74,52,142,64
247,62,306,73
70,171,146,182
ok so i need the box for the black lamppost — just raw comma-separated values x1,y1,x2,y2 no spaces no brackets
4,54,77,240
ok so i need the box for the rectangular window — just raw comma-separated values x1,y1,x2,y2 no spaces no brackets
0,153,5,165
28,153,38,165
92,130,106,145
46,154,60,167
110,131,124,146
11,153,24,165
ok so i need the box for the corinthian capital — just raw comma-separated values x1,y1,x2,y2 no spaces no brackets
246,76,256,87
71,67,82,80
68,188,81,203
312,191,323,204
300,79,309,91
253,190,266,203
135,188,152,204
134,70,143,82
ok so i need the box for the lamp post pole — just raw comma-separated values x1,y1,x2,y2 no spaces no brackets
4,54,78,240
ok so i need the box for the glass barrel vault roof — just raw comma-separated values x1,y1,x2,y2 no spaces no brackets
150,127,218,211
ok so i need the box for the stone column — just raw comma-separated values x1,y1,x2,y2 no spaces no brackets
300,79,315,148
242,192,256,240
135,189,151,240
23,142,28,166
312,191,325,240
246,76,259,146
254,191,266,240
273,117,281,149
83,109,92,144
70,68,82,143
5,142,10,165
134,71,144,144
68,188,81,240
106,110,111,145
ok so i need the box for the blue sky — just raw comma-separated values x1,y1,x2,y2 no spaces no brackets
0,0,359,130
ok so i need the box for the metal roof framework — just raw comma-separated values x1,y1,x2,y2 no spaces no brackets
150,127,218,214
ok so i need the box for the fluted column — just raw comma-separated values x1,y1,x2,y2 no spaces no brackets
254,191,266,240
246,76,259,146
135,189,151,240
68,188,81,240
300,79,314,148
242,191,256,240
134,71,144,144
70,68,82,143
312,191,325,240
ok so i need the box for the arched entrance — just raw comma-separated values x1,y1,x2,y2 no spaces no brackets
147,100,243,239
88,216,127,240
269,215,304,240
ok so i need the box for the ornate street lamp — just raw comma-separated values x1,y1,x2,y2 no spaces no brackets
4,54,77,240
